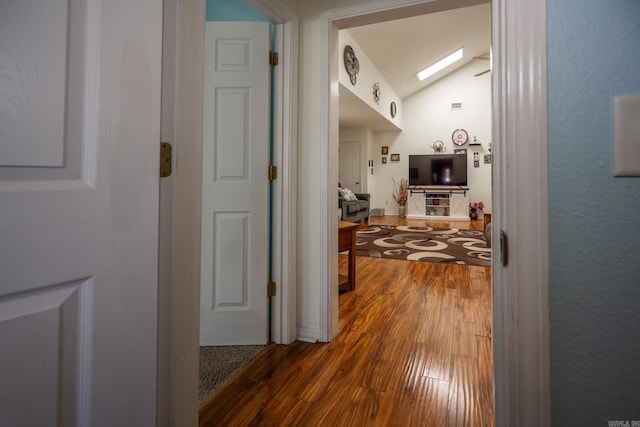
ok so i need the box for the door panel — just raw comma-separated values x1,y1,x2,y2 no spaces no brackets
0,0,66,167
200,22,270,345
0,0,161,424
0,0,94,183
0,280,90,426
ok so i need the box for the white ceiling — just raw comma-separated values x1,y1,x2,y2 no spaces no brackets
339,3,491,130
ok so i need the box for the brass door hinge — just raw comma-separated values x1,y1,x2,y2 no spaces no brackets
269,51,278,67
268,165,277,180
160,142,172,178
267,281,276,297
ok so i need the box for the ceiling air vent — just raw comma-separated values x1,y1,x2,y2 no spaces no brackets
451,102,463,110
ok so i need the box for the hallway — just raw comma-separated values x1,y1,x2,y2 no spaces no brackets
199,217,493,426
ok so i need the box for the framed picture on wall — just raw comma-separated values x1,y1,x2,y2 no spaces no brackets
484,154,492,164
381,156,387,164
381,146,389,155
390,153,400,161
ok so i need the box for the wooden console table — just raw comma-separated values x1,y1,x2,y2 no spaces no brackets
338,221,359,291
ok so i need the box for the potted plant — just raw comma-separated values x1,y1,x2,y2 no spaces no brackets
469,201,484,220
393,178,408,217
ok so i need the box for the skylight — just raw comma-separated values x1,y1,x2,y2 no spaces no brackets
416,48,464,81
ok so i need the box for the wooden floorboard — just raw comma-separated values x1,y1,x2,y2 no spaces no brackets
199,216,493,426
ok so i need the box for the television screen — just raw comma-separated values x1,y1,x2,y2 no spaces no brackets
408,153,467,186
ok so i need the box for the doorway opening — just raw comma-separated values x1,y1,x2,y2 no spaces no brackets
170,0,551,424
334,4,494,423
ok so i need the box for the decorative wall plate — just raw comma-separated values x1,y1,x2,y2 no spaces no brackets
372,82,381,104
390,101,397,118
452,128,469,146
432,140,445,153
343,45,359,85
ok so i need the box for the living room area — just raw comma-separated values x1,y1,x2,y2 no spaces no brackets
337,3,493,227
333,8,494,423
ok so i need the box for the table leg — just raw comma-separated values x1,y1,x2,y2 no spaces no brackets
348,228,356,290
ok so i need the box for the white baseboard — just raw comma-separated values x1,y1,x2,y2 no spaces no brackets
296,326,319,343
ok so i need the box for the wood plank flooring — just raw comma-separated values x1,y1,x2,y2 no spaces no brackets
199,216,493,426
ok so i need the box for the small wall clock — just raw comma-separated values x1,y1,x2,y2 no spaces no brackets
343,45,359,85
452,128,469,146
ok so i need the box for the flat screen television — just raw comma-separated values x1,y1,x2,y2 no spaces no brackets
408,153,467,186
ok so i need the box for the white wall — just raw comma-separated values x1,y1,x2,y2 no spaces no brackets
369,60,492,215
339,30,402,129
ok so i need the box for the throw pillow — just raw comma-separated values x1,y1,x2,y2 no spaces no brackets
340,188,358,201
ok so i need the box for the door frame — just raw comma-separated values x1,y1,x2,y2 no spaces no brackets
169,0,550,425
491,1,551,424
318,0,550,426
169,0,298,424
268,14,300,346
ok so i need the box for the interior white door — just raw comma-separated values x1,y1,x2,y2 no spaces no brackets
200,22,270,345
0,0,161,426
339,141,361,192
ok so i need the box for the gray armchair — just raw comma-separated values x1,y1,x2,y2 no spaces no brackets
339,192,370,222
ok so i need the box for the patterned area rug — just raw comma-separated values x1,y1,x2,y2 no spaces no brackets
355,225,491,267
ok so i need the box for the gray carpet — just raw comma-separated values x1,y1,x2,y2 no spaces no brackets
199,345,267,403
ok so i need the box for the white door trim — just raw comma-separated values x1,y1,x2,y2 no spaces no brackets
268,18,300,345
491,0,551,425
319,0,551,425
171,0,205,425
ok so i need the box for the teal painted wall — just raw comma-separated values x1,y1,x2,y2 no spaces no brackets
548,0,640,423
206,0,267,22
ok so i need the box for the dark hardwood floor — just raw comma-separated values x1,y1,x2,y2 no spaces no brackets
199,216,493,426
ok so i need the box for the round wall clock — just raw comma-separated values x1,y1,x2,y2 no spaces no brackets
452,128,469,146
343,45,359,85
390,101,397,118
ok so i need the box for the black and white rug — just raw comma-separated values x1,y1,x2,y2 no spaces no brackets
355,225,491,267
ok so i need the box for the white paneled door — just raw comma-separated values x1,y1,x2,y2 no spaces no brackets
200,22,270,345
339,141,361,192
0,0,161,425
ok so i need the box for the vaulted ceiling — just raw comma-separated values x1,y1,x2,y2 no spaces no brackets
339,2,491,130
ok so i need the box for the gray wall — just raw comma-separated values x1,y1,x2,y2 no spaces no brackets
548,0,640,423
